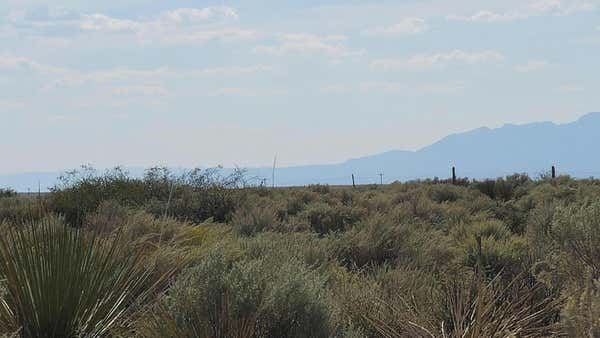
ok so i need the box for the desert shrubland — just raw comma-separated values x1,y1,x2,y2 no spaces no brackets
1,169,599,336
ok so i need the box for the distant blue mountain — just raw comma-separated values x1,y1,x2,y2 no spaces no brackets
247,112,600,185
2,112,600,191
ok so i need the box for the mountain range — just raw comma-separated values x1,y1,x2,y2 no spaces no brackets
2,112,600,191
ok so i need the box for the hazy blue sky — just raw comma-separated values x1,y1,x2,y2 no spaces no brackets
1,0,599,173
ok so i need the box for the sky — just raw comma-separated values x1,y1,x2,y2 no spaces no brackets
0,0,599,174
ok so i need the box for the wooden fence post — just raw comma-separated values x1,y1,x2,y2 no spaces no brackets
452,166,457,185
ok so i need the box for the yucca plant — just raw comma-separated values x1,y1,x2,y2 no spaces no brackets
0,216,166,337
443,274,563,337
365,273,564,338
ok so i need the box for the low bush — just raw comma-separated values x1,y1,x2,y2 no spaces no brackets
139,253,331,338
0,196,46,224
231,203,278,236
472,174,531,202
301,202,364,235
335,215,410,268
0,189,16,199
552,201,600,278
49,166,244,226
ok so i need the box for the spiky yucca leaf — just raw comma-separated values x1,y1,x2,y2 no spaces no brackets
0,216,163,338
365,273,564,338
444,274,564,337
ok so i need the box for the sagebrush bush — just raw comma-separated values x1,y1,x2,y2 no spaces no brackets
85,199,130,234
301,202,364,235
335,215,411,268
561,278,600,337
240,232,334,268
50,166,243,226
428,184,462,203
231,203,278,236
140,253,331,338
552,201,600,277
309,184,331,194
0,189,16,199
0,196,46,224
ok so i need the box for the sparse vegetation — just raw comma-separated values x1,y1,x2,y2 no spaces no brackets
1,169,599,336
0,189,16,199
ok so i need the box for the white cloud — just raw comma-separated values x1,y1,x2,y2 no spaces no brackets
319,82,465,94
447,11,526,22
362,18,428,36
0,55,276,100
160,7,239,24
360,82,465,94
528,0,595,15
112,85,169,96
320,85,353,94
558,84,585,92
0,99,25,111
48,114,80,123
43,67,173,90
448,0,596,22
145,28,258,45
515,60,551,72
0,55,66,75
6,6,254,46
196,65,274,76
30,63,272,90
80,14,140,32
207,87,288,97
254,34,365,57
370,50,505,70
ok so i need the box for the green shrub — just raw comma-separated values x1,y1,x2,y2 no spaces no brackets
335,215,409,268
85,199,130,234
429,184,461,203
241,232,334,268
472,174,531,202
231,203,278,236
526,201,556,260
309,184,331,194
0,189,16,199
0,196,46,224
49,166,243,226
561,278,600,337
552,201,600,277
141,253,331,338
301,202,363,235
122,211,190,246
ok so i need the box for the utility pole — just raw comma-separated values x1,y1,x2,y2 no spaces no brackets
272,154,277,188
378,173,384,185
352,174,356,188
